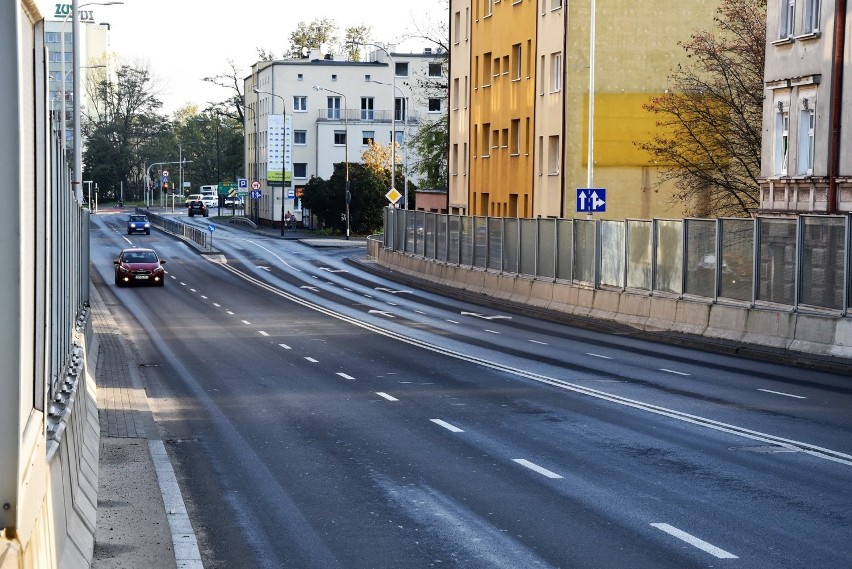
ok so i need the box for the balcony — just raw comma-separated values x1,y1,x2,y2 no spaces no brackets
315,108,421,126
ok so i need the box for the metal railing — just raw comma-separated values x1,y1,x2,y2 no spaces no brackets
383,208,852,316
142,209,209,250
315,108,422,124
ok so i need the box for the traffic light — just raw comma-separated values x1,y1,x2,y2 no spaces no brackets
163,182,169,191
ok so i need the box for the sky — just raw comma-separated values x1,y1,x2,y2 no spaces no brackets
40,0,445,114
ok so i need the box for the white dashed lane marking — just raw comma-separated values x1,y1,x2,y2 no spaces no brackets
376,392,398,402
431,419,464,433
336,372,355,380
586,352,612,360
304,357,318,363
758,388,807,399
651,523,738,559
660,368,690,376
512,459,563,479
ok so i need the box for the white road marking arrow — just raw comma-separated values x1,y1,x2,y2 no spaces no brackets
460,311,512,320
375,287,414,294
368,310,395,318
300,285,319,291
257,266,271,272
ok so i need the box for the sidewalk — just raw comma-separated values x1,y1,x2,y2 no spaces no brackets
89,285,195,569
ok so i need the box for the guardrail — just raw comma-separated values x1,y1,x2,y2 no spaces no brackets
383,208,852,317
141,209,209,250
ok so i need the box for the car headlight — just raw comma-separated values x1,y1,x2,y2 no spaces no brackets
144,223,150,228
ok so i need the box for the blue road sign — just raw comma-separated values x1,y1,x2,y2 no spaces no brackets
238,178,248,189
250,190,262,200
208,224,215,232
577,188,606,213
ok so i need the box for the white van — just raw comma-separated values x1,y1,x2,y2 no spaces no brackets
199,185,218,208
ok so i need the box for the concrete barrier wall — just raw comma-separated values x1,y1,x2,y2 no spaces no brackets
368,238,852,360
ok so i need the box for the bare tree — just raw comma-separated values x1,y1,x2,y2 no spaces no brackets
638,0,766,217
202,58,245,123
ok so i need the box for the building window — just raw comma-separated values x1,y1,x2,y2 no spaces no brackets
453,77,460,110
395,97,407,121
483,52,492,87
46,32,60,43
454,11,461,44
428,98,441,112
327,96,341,119
803,0,820,33
331,74,338,81
334,130,346,145
548,135,560,174
297,73,303,81
395,130,404,145
395,62,409,77
362,131,375,145
361,97,374,120
510,119,520,155
512,43,522,80
294,130,307,145
779,0,794,39
551,0,562,9
798,98,816,175
550,52,562,92
294,163,307,178
428,63,442,77
775,102,790,175
482,123,491,157
293,96,307,112
485,0,493,17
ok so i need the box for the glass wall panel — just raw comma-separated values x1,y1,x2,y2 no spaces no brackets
488,218,503,270
448,215,461,264
424,213,437,259
600,220,624,287
573,219,596,284
519,219,537,276
538,219,556,279
684,219,716,298
719,218,753,301
473,216,488,268
654,220,683,294
415,210,426,256
504,218,519,273
800,216,846,310
556,219,573,281
757,217,796,305
395,209,406,252
460,216,473,266
626,220,652,290
436,215,448,261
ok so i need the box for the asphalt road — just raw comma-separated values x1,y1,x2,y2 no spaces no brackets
90,211,852,569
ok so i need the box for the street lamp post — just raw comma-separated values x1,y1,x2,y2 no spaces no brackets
370,79,409,209
69,0,123,203
253,87,288,236
313,85,350,240
358,43,398,206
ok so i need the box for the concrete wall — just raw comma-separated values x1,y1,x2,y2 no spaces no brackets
368,237,852,361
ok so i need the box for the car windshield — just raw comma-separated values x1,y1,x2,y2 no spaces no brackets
129,215,147,222
125,251,158,263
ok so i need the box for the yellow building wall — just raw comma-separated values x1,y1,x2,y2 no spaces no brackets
564,0,720,219
469,0,537,217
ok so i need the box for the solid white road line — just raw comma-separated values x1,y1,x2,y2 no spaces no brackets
376,392,399,401
651,523,738,559
431,419,464,433
758,388,807,399
660,368,691,376
512,459,563,479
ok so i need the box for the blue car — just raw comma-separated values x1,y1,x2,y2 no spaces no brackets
127,214,151,235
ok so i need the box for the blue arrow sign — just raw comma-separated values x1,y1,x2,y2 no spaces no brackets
208,224,215,232
577,188,606,213
250,190,262,200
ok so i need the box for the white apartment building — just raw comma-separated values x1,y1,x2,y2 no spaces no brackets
760,0,851,213
244,45,445,226
44,4,114,149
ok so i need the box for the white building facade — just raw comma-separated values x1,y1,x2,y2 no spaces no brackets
244,46,445,227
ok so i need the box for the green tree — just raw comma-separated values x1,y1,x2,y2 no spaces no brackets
171,106,244,192
301,162,387,235
82,63,166,201
288,18,339,57
638,0,765,217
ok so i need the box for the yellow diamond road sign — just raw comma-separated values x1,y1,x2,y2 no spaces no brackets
385,188,402,204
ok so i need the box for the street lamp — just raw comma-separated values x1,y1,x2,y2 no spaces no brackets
313,85,350,240
253,86,288,236
370,79,408,209
69,0,124,203
358,43,398,204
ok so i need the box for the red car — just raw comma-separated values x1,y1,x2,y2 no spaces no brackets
113,247,167,287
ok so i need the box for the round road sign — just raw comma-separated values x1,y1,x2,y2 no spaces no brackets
251,180,261,190
162,170,169,177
